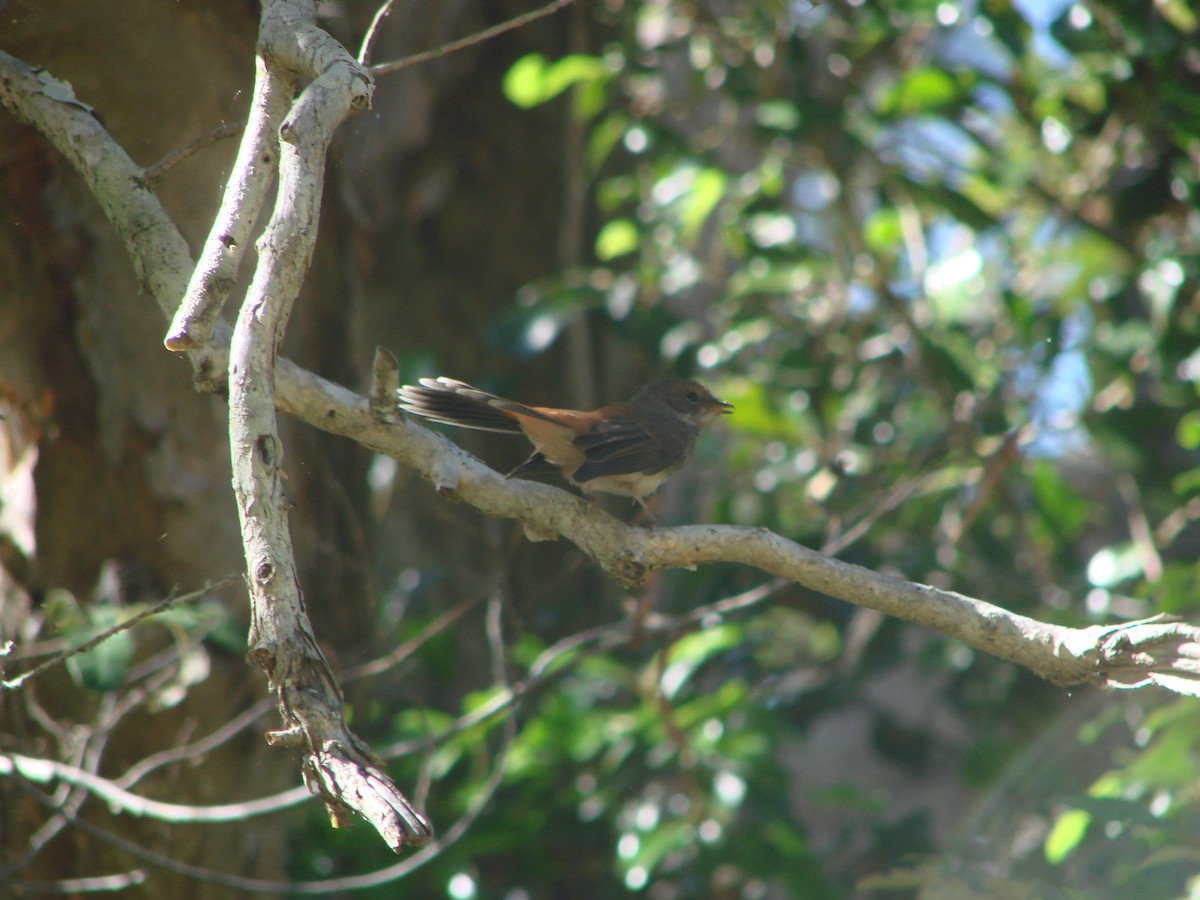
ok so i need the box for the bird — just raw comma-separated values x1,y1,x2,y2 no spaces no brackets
397,376,733,519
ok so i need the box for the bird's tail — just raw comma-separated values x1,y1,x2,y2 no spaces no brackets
398,378,532,433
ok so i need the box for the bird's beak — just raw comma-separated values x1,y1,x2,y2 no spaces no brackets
713,397,734,414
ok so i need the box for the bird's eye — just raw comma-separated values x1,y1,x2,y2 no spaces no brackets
685,390,700,403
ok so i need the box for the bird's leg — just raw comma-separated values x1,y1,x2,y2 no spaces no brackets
506,451,549,479
633,496,660,526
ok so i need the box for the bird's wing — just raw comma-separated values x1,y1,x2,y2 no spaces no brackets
571,416,692,482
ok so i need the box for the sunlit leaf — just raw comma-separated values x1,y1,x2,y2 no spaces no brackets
679,167,726,241
864,208,904,253
876,67,963,116
1176,411,1200,450
503,53,608,110
1157,0,1198,32
1044,808,1091,864
587,113,628,172
503,53,549,108
595,219,639,260
660,625,741,699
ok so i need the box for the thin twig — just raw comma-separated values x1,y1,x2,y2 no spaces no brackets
111,590,469,788
1,578,778,891
4,591,524,894
2,592,482,827
114,698,275,789
6,774,302,892
486,591,509,686
141,123,242,187
343,593,482,683
314,596,519,891
0,671,150,882
370,0,577,76
1,578,236,691
820,473,927,556
10,749,518,895
381,579,784,760
358,0,399,66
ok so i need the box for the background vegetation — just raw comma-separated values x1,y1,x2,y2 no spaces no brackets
2,0,1200,897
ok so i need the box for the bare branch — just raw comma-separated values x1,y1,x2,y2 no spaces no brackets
6,774,308,892
266,379,1200,695
0,51,195,322
369,345,401,418
141,121,241,187
0,752,310,822
114,698,275,789
15,871,148,894
298,597,520,891
222,0,428,853
370,0,577,76
358,0,398,66
2,36,429,857
162,59,292,350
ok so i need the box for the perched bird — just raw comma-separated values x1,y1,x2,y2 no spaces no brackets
397,376,733,518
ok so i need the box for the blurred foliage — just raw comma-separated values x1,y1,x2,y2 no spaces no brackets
293,0,1200,897
40,583,234,700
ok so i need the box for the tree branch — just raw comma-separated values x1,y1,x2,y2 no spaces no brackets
162,54,290,351
0,9,430,857
0,752,311,823
221,0,430,851
266,359,1200,695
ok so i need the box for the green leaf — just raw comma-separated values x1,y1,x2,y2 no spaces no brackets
876,67,963,116
679,167,726,240
68,635,134,691
659,625,741,699
463,684,509,714
1044,808,1091,864
1157,0,1198,32
863,208,904,253
1171,466,1200,496
503,53,607,110
1030,460,1089,537
911,182,999,232
1157,561,1200,613
587,113,628,172
503,54,549,108
595,219,639,260
1177,411,1200,450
